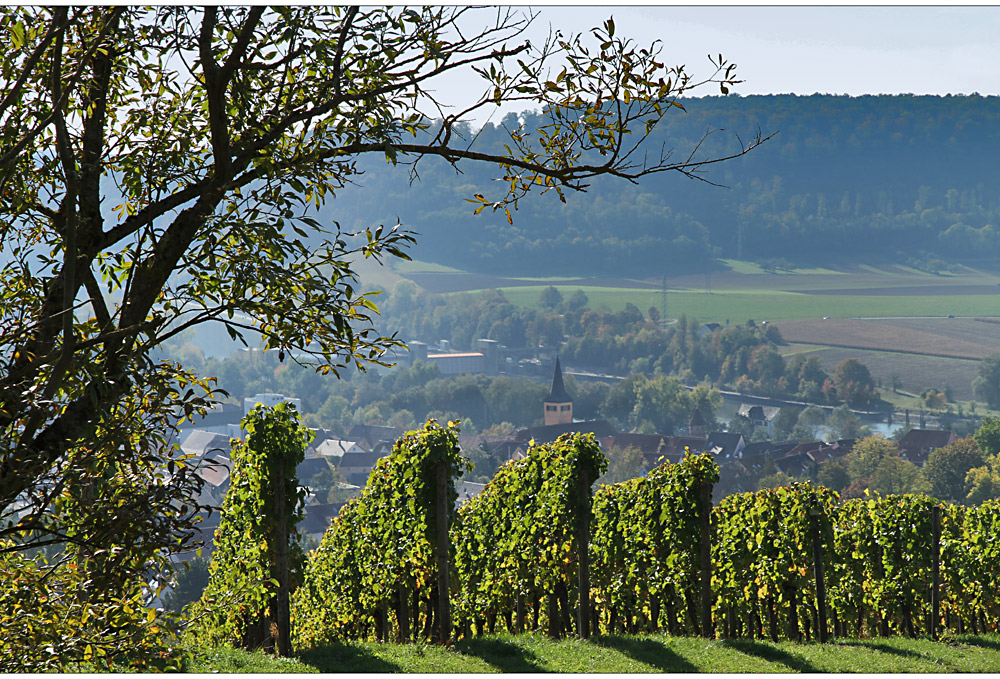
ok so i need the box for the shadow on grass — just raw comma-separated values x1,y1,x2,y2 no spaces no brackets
455,637,547,673
297,642,403,673
849,640,935,663
954,635,1000,652
721,639,818,673
590,634,698,672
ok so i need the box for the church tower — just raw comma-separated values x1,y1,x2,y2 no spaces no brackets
544,357,573,426
689,408,706,438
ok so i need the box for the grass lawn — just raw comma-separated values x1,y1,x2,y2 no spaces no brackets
182,632,1000,673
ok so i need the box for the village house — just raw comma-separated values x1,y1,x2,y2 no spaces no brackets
897,429,958,466
698,322,723,338
705,431,746,461
405,338,501,376
348,424,405,450
737,404,782,437
315,438,367,461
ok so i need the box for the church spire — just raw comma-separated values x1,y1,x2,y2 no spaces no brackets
544,356,573,425
547,356,572,403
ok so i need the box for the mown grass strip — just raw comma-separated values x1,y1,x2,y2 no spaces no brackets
180,632,1000,673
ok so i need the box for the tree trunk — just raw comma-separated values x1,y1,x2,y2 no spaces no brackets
685,589,701,636
533,591,541,630
874,545,889,638
810,510,829,643
547,591,560,639
559,583,572,635
396,584,409,643
423,589,435,640
902,602,915,638
784,583,800,642
767,596,778,642
413,589,421,642
516,591,525,633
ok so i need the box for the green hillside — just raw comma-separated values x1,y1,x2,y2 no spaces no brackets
329,94,1000,278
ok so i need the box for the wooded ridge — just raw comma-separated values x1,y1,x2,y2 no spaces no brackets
332,94,1000,276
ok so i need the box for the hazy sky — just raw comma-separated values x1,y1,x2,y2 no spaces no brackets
531,6,1000,96
443,5,1000,125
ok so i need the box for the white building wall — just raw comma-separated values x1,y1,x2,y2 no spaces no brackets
243,393,303,417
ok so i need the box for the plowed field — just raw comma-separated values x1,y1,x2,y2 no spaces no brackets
772,318,1000,360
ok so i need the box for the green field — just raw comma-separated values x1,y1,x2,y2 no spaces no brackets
184,633,1000,673
497,286,1000,323
392,258,1000,323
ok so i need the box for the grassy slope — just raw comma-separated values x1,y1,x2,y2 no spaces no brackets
184,633,1000,673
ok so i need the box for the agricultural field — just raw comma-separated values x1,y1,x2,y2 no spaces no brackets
388,258,1000,323
779,343,980,403
773,317,1000,403
773,318,1000,361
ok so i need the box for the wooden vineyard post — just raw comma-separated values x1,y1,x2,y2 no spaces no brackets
547,593,560,639
516,592,525,633
874,544,890,637
699,481,713,639
810,508,829,643
397,584,409,643
931,504,941,640
273,455,292,657
434,460,452,645
577,468,592,639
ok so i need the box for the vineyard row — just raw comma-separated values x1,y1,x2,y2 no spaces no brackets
289,423,1000,649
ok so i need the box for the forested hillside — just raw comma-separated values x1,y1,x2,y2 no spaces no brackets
331,94,1000,276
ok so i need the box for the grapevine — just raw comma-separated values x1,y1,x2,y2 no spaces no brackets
293,420,468,648
452,433,606,638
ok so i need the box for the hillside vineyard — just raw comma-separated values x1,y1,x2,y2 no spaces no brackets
292,431,1000,646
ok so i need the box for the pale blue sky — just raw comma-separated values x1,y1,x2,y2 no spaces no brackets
442,5,1000,125
531,6,1000,96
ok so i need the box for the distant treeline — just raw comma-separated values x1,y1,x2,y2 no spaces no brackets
329,94,1000,276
